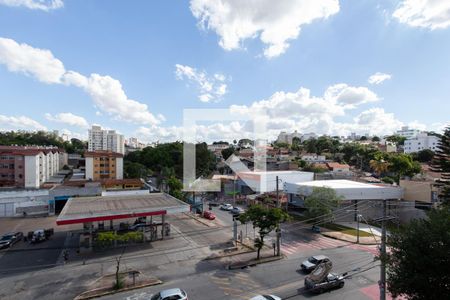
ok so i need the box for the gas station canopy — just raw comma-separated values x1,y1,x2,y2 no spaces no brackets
56,193,190,225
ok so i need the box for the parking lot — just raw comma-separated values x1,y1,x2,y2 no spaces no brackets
0,216,78,277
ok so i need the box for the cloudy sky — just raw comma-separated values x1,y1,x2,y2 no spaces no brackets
0,0,449,142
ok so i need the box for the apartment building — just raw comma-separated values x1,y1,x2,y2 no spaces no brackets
84,151,123,181
88,125,125,154
276,130,302,145
403,132,439,153
0,146,65,188
396,126,421,139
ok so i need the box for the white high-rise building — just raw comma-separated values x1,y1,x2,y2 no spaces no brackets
404,133,439,153
276,130,303,145
396,126,421,139
88,125,124,154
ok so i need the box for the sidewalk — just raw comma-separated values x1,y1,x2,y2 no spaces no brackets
322,231,380,245
225,247,284,269
336,221,386,237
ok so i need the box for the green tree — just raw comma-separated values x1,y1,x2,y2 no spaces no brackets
372,136,380,142
359,136,368,141
431,126,450,206
388,154,422,184
304,187,343,219
167,176,183,199
386,209,450,299
221,146,235,160
304,138,318,154
416,149,434,163
386,135,407,146
124,161,152,179
239,205,289,259
370,154,390,177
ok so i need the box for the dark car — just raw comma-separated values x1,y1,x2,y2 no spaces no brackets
300,255,330,272
0,232,23,249
304,272,346,293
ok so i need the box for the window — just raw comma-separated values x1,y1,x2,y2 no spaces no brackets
18,174,22,179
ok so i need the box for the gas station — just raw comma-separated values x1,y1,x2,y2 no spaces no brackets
56,192,190,250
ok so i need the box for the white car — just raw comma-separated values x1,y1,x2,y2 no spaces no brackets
150,288,188,300
220,203,233,211
250,295,282,300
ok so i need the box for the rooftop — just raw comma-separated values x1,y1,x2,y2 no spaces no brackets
289,179,383,189
56,193,190,225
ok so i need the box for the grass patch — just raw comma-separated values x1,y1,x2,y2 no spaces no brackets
322,223,373,237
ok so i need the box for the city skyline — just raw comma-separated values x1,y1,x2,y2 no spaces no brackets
0,1,449,142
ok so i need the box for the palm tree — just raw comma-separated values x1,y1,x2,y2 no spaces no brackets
370,155,389,177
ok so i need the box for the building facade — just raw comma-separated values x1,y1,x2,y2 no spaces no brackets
88,125,125,154
0,146,65,188
403,133,439,153
84,151,123,181
396,126,421,139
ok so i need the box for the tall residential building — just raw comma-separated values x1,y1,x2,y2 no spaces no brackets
396,126,421,139
88,125,124,154
276,130,303,145
84,151,123,181
0,146,65,188
404,133,439,153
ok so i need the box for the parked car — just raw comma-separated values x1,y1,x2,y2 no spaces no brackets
0,232,23,249
150,288,188,300
300,255,330,272
230,206,245,216
203,211,216,220
30,229,53,243
250,295,282,300
304,272,346,293
208,201,220,207
220,203,233,211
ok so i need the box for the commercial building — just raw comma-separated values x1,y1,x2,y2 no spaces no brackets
236,170,314,194
88,125,125,154
0,146,65,188
403,132,439,153
301,153,326,163
284,179,403,220
84,151,123,181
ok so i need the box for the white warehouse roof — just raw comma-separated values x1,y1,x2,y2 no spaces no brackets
237,170,314,193
284,179,403,200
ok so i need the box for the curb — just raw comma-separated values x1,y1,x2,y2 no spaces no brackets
183,213,215,227
321,232,379,245
227,254,285,270
74,277,162,300
203,248,255,260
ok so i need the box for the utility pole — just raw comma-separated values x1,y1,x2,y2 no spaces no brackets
356,213,361,244
276,175,280,208
379,200,387,300
275,175,281,256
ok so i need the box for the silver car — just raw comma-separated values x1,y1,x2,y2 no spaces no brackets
150,288,188,300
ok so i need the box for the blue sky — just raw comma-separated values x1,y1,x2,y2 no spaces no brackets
0,0,449,142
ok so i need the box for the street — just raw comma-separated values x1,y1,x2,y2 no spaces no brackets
0,205,383,300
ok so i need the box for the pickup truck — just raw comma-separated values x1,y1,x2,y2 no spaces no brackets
304,272,346,293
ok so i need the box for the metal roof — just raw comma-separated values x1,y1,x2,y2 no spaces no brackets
56,193,190,225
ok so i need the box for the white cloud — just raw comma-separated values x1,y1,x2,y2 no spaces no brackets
0,37,162,126
190,0,340,58
0,115,47,131
0,37,65,84
368,72,392,85
0,0,63,11
45,112,89,129
351,108,403,136
175,64,229,102
393,0,450,29
60,128,87,141
324,83,379,108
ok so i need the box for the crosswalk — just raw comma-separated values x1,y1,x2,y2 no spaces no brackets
281,236,379,256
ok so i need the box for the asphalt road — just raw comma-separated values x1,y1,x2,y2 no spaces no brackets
101,245,380,300
0,231,67,277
